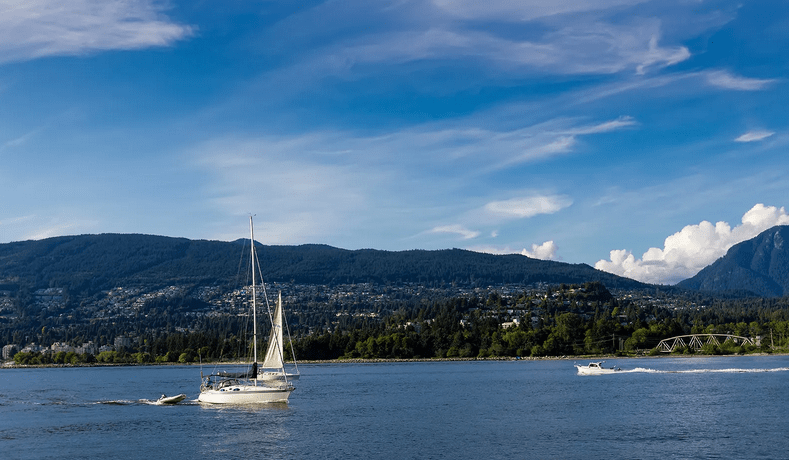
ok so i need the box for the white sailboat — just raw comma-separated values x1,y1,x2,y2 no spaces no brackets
257,292,300,383
198,217,295,404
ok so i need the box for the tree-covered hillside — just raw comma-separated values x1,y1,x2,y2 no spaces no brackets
0,234,648,295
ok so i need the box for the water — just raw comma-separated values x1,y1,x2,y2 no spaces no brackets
2,356,789,459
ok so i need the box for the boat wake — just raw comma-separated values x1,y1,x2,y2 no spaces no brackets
621,367,789,374
95,399,137,405
94,398,197,406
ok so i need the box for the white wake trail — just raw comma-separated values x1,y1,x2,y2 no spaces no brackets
623,367,789,374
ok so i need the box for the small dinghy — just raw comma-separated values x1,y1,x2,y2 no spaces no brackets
156,393,187,405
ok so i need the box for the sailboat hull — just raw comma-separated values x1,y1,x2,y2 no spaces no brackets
198,384,293,404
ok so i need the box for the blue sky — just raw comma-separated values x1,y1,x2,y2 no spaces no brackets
1,0,788,285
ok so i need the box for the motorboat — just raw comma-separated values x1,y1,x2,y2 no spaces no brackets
156,393,186,405
574,361,621,375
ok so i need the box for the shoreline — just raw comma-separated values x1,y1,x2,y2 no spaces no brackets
2,352,784,369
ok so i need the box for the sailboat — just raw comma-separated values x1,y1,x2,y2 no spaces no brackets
197,217,295,404
257,291,300,383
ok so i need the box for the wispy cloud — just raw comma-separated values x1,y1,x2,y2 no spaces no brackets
483,195,573,220
706,70,777,91
635,35,691,74
595,204,789,284
0,0,192,64
568,116,638,135
431,0,647,21
735,130,775,142
196,136,376,245
480,116,636,171
257,1,694,106
1,129,40,152
0,214,98,243
429,224,481,240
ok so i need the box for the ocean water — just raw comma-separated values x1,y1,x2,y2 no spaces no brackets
1,356,789,459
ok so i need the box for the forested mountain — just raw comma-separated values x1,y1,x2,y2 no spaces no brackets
0,233,648,294
678,225,789,297
9,233,789,363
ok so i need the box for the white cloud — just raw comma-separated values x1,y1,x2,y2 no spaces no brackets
735,130,775,143
706,71,776,91
0,214,99,243
192,113,619,247
482,116,636,171
568,116,638,135
0,0,192,64
343,22,689,76
263,2,694,102
467,240,560,260
429,224,480,240
484,195,572,219
635,35,690,75
431,0,646,21
595,204,789,284
522,240,559,260
196,136,375,245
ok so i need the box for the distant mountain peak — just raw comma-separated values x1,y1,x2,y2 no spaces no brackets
677,225,789,297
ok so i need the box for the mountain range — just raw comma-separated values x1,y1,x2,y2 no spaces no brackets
2,226,789,298
0,233,647,295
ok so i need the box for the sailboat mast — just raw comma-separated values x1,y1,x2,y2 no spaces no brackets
250,216,258,366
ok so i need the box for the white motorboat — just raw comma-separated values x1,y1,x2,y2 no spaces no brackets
574,361,621,375
156,393,186,405
198,217,295,404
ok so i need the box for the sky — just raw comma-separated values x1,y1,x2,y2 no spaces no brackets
1,0,788,286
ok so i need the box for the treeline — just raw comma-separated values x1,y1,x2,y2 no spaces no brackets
294,292,789,359
13,329,254,365
294,301,664,360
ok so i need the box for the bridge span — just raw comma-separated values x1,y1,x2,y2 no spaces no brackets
655,334,755,353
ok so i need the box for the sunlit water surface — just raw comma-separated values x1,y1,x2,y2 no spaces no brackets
2,356,789,459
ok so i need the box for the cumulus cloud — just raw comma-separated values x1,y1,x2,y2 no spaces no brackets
706,71,776,91
429,224,481,240
484,195,573,219
735,130,775,142
0,0,192,63
595,204,789,284
522,240,559,260
467,240,560,260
